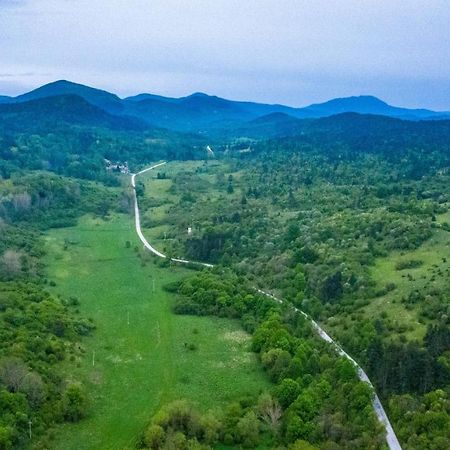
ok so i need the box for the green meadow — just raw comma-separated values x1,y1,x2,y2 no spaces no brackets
364,212,450,340
43,214,269,450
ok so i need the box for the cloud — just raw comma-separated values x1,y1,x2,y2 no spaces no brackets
0,0,26,7
0,0,449,109
0,72,42,78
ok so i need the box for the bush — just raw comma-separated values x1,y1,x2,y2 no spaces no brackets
395,259,423,271
144,424,165,449
62,384,88,422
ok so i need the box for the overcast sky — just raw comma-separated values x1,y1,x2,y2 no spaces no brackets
0,0,449,109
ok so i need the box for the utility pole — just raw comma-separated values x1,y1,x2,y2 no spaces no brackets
92,350,95,367
127,310,130,326
28,419,32,439
152,279,155,293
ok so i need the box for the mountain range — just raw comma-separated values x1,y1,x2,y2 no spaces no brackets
1,80,449,137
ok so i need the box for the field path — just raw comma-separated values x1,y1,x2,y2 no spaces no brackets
132,161,402,450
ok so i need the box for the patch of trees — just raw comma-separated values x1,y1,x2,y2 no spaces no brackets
366,338,449,397
140,396,285,449
166,271,385,449
185,228,234,263
334,312,450,396
0,172,119,229
0,281,93,449
172,270,274,325
389,389,450,450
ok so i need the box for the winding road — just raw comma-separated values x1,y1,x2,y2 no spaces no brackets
131,162,213,267
131,162,402,450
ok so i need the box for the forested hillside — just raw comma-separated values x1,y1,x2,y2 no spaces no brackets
0,95,205,181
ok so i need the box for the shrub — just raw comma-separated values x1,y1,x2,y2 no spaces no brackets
395,259,423,271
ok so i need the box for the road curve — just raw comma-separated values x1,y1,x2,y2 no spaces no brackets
131,162,402,450
131,162,214,268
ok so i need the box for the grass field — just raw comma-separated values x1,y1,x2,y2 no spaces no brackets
43,213,269,450
363,215,450,340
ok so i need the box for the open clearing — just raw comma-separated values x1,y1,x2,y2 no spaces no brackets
44,214,269,450
364,215,450,340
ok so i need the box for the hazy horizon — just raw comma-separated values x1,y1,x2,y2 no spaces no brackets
3,78,450,113
1,0,449,110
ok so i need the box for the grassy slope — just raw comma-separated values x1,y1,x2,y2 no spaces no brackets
43,214,269,450
363,212,450,340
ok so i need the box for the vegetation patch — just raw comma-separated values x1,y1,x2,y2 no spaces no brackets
395,259,424,271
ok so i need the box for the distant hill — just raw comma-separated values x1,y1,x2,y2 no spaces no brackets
122,92,301,132
258,112,450,161
0,94,146,132
304,95,446,120
10,80,124,114
124,91,299,115
212,109,445,141
222,112,308,139
125,93,181,103
2,80,450,135
310,112,450,139
123,92,253,132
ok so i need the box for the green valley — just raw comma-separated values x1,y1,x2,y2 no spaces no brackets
42,214,269,449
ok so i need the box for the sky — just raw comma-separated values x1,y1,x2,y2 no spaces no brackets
0,0,449,109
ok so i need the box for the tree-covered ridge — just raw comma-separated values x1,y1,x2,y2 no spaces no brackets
0,95,145,132
0,95,205,181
